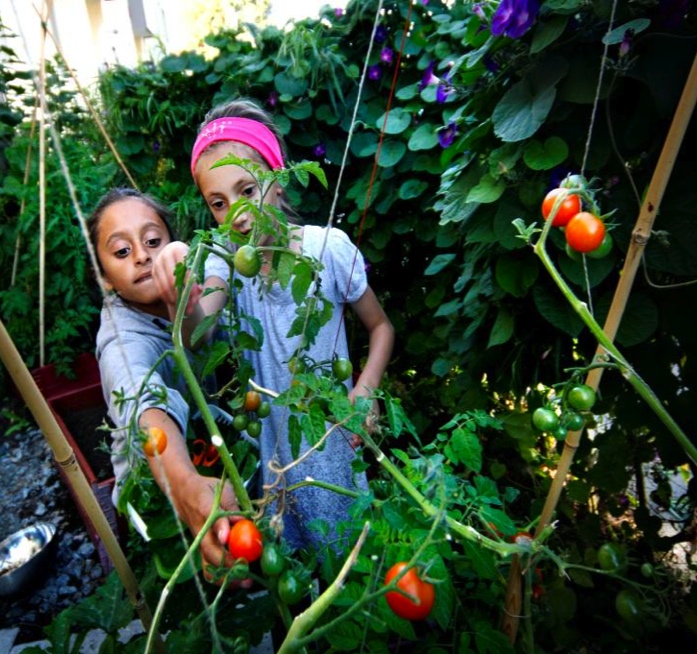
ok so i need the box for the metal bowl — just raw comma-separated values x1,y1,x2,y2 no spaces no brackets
0,522,57,597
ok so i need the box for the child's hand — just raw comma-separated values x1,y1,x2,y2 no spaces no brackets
153,241,202,317
175,474,252,588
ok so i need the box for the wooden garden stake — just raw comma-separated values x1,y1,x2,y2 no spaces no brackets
501,50,697,645
0,319,167,654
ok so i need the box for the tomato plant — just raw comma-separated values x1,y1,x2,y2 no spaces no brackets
615,589,644,623
532,407,560,432
541,188,582,227
143,427,167,457
565,212,606,253
597,542,628,574
227,519,263,563
384,562,435,621
331,357,353,382
567,384,596,411
260,542,286,577
234,245,262,277
278,570,306,606
244,390,261,412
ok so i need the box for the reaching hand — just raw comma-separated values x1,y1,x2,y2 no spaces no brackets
152,241,202,318
171,474,252,587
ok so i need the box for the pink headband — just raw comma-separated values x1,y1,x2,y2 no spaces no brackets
190,117,284,178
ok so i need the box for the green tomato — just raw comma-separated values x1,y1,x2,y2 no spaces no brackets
246,420,262,438
553,425,568,441
278,570,305,606
567,384,596,411
615,589,644,623
260,542,286,577
234,245,262,278
332,357,353,382
233,414,249,431
257,401,272,419
532,407,560,432
597,542,627,573
287,357,306,375
562,411,585,431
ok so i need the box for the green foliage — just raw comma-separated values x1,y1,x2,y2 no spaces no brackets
1,1,696,652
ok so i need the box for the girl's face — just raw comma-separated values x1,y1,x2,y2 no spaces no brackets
95,197,171,310
195,142,280,240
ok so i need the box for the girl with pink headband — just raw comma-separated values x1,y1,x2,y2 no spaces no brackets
156,97,394,556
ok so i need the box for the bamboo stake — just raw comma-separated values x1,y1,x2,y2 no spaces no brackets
0,319,167,654
501,49,697,645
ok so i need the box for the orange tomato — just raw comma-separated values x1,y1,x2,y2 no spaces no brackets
143,427,168,457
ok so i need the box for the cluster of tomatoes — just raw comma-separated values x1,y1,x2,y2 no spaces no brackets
541,180,612,259
531,383,597,441
231,390,271,439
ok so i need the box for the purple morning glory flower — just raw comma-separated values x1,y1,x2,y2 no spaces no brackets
374,25,388,43
472,3,486,20
313,143,326,158
267,91,278,107
619,28,634,57
438,122,458,148
436,73,454,103
380,47,394,65
491,0,539,39
368,64,382,81
153,140,160,153
419,61,439,91
334,7,345,18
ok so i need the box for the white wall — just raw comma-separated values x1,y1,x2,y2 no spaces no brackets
0,0,349,87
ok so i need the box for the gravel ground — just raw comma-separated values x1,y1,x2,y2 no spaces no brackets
0,427,104,645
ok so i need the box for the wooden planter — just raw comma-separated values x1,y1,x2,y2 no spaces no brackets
31,352,125,572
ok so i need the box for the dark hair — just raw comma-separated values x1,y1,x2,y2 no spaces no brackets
198,97,298,221
87,188,176,272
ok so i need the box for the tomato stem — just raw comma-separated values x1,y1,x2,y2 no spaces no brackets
170,244,253,513
533,214,697,465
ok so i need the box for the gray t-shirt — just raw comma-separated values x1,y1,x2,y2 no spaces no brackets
95,253,229,503
235,225,369,552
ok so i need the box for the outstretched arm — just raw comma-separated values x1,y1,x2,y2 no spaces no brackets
349,285,394,404
138,408,248,584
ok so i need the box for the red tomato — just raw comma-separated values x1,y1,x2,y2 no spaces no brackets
143,427,167,457
384,562,435,621
565,212,606,253
244,390,262,412
541,188,582,227
227,519,263,563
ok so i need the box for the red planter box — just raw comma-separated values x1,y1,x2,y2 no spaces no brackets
31,352,125,572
